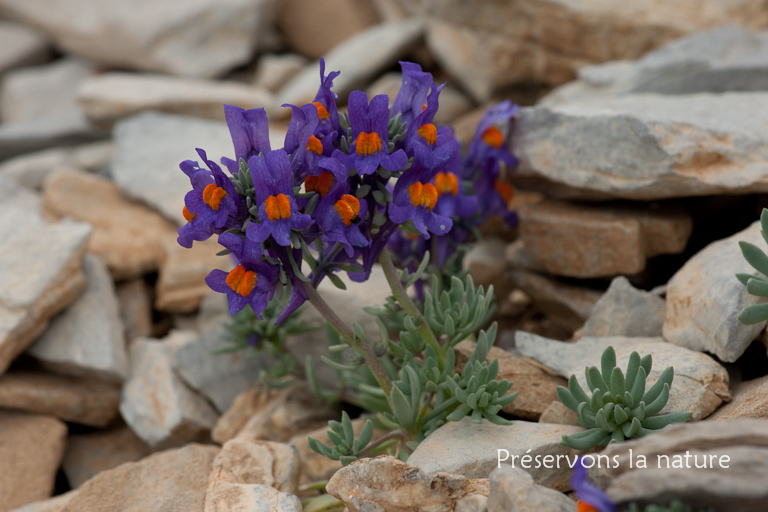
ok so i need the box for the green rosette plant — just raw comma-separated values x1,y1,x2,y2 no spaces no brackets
556,346,691,450
736,207,768,324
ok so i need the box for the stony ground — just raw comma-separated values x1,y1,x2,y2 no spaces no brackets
1,0,768,511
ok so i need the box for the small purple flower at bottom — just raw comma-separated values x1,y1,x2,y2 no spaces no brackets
206,262,276,318
571,456,617,512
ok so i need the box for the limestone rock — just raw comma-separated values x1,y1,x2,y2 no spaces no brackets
508,270,602,332
538,401,579,426
588,419,768,511
543,25,768,106
0,411,67,512
0,371,120,427
211,386,280,444
514,93,768,201
399,0,768,86
204,482,302,512
119,333,219,449
516,200,692,277
276,19,424,110
111,111,286,226
28,255,128,381
577,276,666,339
277,0,378,60
408,418,582,491
156,238,233,313
253,54,308,93
463,238,509,292
0,141,113,191
172,322,269,413
326,455,489,512
0,180,91,376
62,443,219,512
487,466,576,512
664,220,766,362
115,279,153,342
8,490,78,512
209,439,300,494
515,332,731,421
454,340,566,420
62,427,152,488
78,73,275,129
0,21,49,75
709,374,768,420
234,383,337,444
0,0,277,78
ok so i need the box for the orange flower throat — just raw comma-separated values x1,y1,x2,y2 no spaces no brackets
304,171,335,197
202,183,227,211
434,172,459,196
356,132,382,156
265,193,292,221
417,123,437,145
408,182,438,211
334,194,362,226
226,265,257,297
482,126,504,149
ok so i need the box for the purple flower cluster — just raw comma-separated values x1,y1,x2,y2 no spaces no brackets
176,59,518,320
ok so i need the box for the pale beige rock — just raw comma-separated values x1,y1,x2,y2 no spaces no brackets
0,0,276,78
508,270,602,332
209,439,300,494
463,238,509,292
62,427,152,488
400,0,768,86
576,276,665,339
8,490,78,512
276,19,424,110
408,418,583,491
115,279,153,342
456,494,489,512
78,73,275,129
204,482,302,512
0,411,67,512
664,220,766,362
454,340,566,421
709,374,768,421
277,0,378,60
156,238,233,312
538,401,579,426
253,54,308,92
327,455,490,512
212,386,280,444
28,255,128,382
42,169,177,280
119,333,219,449
515,332,731,421
63,443,219,512
0,141,113,191
0,371,120,427
0,180,91,376
0,21,49,75
517,200,692,278
584,419,768,510
235,383,337,444
487,466,576,512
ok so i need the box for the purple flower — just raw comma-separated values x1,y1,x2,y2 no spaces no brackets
221,105,271,175
465,100,519,175
206,261,276,317
392,61,433,127
571,457,617,512
389,144,452,238
312,58,342,138
283,103,333,184
178,149,239,248
344,91,407,176
314,156,370,257
245,149,312,246
432,169,478,220
402,79,444,155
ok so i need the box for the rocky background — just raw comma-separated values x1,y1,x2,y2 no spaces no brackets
1,0,768,511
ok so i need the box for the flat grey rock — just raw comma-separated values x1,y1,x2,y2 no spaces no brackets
408,417,582,491
172,322,269,413
578,276,666,338
487,466,576,512
0,0,276,77
28,254,128,382
515,333,731,420
111,112,284,226
119,333,219,449
663,221,766,362
514,93,768,200
0,21,49,75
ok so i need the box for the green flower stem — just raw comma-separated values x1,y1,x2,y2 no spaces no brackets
378,247,444,365
302,281,393,403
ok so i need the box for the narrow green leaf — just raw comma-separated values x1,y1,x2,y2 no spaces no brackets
747,278,768,297
739,241,768,276
739,302,768,325
601,346,616,383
